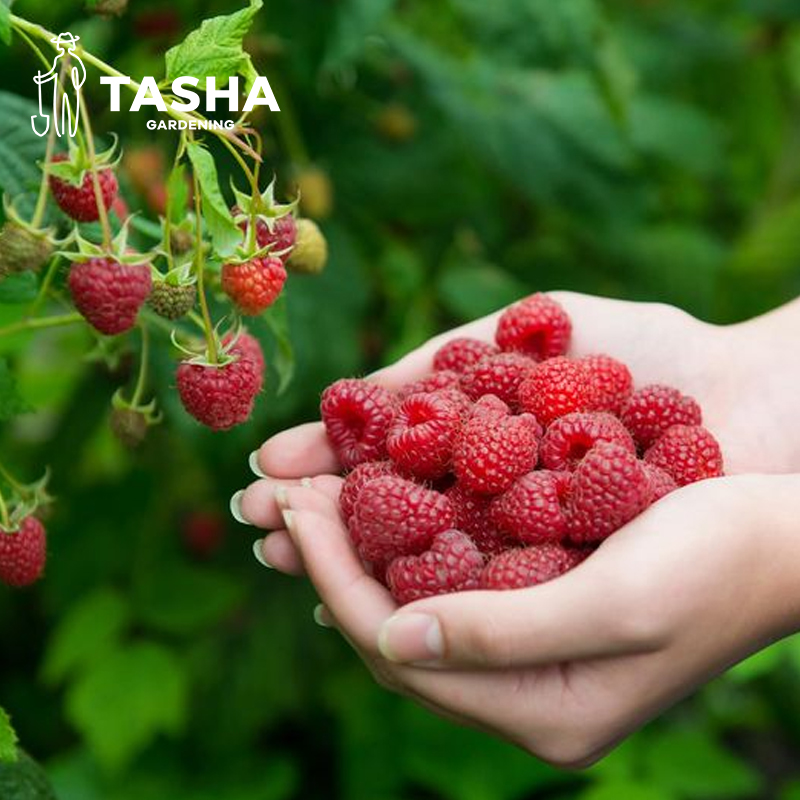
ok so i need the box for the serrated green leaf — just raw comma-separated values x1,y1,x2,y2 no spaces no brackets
0,92,46,220
165,0,263,90
0,708,18,763
0,358,32,420
166,163,188,226
0,1,11,47
65,641,188,773
0,271,37,304
185,141,240,258
42,588,131,686
263,295,295,395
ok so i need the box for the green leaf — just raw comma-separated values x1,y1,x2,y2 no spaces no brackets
0,92,46,219
578,782,676,800
185,141,240,258
0,1,11,47
0,358,32,421
41,588,130,686
0,751,57,800
0,272,38,304
166,163,189,227
729,640,788,682
165,0,263,90
65,641,188,773
0,708,18,763
263,295,295,395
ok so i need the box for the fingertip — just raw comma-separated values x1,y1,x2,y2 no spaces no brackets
259,530,306,575
258,423,341,478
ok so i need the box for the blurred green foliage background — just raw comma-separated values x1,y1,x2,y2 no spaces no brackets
2,0,800,797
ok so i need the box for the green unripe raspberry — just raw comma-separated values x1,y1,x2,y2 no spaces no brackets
148,280,196,320
286,219,328,275
0,222,53,276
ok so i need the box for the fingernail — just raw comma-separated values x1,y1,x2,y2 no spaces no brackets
230,490,251,525
282,509,296,537
378,613,443,663
313,603,332,628
300,477,313,488
274,485,289,510
249,450,266,478
252,538,273,568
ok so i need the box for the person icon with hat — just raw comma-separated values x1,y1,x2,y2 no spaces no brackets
31,32,87,138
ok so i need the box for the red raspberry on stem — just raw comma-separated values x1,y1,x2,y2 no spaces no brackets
643,463,678,502
495,293,571,360
321,379,396,470
460,352,536,410
581,354,633,415
540,412,635,472
224,332,266,378
387,530,484,605
235,210,297,256
350,476,454,563
69,257,152,335
221,256,287,316
433,337,499,373
567,441,651,544
445,482,511,556
490,470,571,544
387,392,464,480
620,384,702,450
517,357,595,426
481,543,581,590
398,370,461,399
339,461,396,524
49,153,119,223
0,517,47,588
644,424,724,486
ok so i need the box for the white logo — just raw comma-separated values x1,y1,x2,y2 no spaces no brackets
31,32,86,138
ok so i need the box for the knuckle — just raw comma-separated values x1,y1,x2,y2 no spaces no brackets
602,570,670,650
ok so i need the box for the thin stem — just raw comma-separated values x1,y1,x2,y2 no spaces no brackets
0,486,9,529
27,255,62,317
131,325,150,405
220,136,256,188
15,26,51,72
192,168,218,363
0,312,83,339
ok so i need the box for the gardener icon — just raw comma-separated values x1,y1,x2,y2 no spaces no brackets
31,32,87,138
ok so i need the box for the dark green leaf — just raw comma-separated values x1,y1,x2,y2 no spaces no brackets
578,782,676,800
166,163,189,227
0,358,31,420
0,92,46,219
0,271,37,304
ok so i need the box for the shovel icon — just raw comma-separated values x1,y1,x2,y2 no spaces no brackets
31,70,51,137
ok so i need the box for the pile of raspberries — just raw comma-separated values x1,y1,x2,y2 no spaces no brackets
320,294,724,605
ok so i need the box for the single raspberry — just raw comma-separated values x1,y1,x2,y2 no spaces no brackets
387,530,484,605
540,412,635,472
321,379,396,470
49,153,118,223
494,294,572,359
459,352,536,410
176,350,262,431
453,405,540,495
643,463,678,502
620,385,702,450
489,470,571,544
435,388,474,418
398,371,461,399
182,510,226,560
339,461,396,524
433,337,500,373
470,393,511,419
567,441,651,543
235,210,297,255
387,392,464,480
286,218,328,274
68,257,152,335
581,354,633,415
517,357,595,426
481,543,580,590
445,482,511,556
644,424,724,486
0,222,53,275
0,517,47,587
221,256,287,316
225,332,266,378
350,476,454,562
148,279,196,320
110,408,148,448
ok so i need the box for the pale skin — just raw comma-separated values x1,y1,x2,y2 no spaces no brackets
232,292,800,768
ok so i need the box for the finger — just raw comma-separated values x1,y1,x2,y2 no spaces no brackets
237,475,342,529
256,423,341,477
254,530,305,575
377,554,662,668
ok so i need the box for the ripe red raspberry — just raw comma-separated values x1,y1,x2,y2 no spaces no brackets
225,332,266,378
176,350,262,431
644,424,724,486
470,393,511,419
489,470,571,544
221,256,287,315
481,543,580,590
49,153,119,222
453,405,540,495
387,392,464,479
236,211,297,255
350,476,454,562
495,294,572,360
620,385,702,450
517,357,595,426
445,482,511,556
339,461,396,523
567,441,651,544
459,352,536,410
398,371,461,399
0,517,47,587
433,337,499,373
581,354,633,415
68,257,152,335
387,530,484,605
321,379,396,470
643,463,678,502
540,412,635,472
